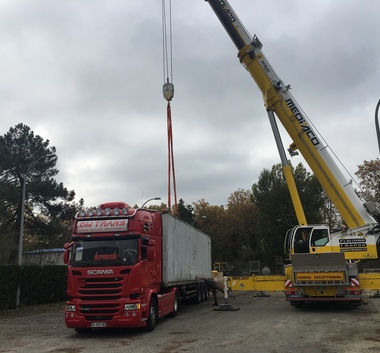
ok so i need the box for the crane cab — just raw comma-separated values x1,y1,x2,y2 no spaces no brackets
285,224,379,260
285,225,331,255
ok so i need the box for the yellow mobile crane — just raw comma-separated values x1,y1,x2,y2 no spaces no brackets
206,0,380,305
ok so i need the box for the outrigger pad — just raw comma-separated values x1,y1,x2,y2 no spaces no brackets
213,304,240,311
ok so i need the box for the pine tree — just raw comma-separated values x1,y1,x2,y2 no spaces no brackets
0,123,76,264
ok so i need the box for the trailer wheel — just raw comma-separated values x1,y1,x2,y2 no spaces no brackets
203,282,209,301
201,283,206,302
144,297,158,332
194,283,203,304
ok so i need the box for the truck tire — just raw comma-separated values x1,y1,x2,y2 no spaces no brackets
200,283,206,302
203,282,209,301
194,283,202,304
144,298,158,332
169,291,180,317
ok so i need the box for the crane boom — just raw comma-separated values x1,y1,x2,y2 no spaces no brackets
206,0,376,230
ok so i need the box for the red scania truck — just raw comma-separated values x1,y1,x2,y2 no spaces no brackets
64,202,211,332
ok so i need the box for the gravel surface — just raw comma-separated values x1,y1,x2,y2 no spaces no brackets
1,291,380,353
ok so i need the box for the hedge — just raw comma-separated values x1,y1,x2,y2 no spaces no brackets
0,265,67,310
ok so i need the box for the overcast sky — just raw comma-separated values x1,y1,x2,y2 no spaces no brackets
1,0,379,209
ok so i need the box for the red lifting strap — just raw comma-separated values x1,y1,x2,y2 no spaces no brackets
167,102,178,217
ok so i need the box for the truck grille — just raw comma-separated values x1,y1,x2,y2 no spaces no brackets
79,277,123,300
77,276,124,318
80,303,119,316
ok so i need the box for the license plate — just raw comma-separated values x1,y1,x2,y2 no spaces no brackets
90,322,107,328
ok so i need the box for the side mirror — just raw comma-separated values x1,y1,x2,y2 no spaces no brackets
63,242,74,265
147,239,156,261
63,250,70,264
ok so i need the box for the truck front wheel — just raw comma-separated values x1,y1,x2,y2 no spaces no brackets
144,298,158,332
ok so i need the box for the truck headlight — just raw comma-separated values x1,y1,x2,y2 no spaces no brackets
65,304,76,312
124,303,141,311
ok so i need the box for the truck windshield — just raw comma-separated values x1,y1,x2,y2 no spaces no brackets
72,238,138,266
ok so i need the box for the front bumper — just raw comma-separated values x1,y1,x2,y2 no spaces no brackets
65,301,147,329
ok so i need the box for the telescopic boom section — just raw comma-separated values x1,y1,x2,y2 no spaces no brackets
206,0,377,229
206,0,251,50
